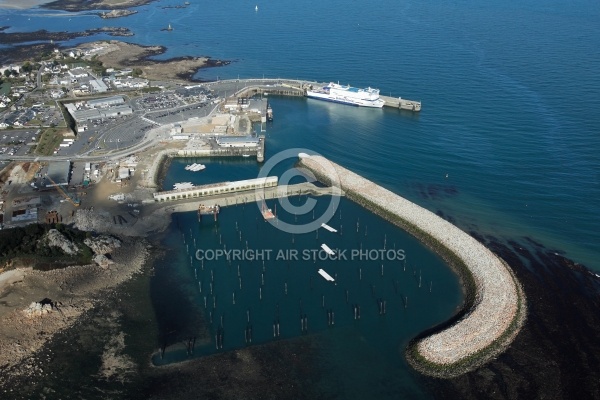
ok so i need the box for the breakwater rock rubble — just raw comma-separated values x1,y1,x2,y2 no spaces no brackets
299,154,526,376
84,235,121,255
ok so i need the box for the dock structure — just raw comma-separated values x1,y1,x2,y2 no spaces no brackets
177,136,265,162
236,84,305,98
153,180,342,204
153,176,278,202
379,95,422,112
298,154,526,378
220,79,421,112
261,202,275,220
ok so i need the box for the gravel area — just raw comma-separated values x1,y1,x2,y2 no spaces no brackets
299,154,525,368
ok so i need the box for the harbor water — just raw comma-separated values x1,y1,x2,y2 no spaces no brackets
2,0,599,397
152,194,462,398
2,0,598,268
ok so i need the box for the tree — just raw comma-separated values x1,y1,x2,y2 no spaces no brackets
3,69,11,78
22,62,33,73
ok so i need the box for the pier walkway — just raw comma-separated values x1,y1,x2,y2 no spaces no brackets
298,154,525,377
153,181,343,207
207,78,421,112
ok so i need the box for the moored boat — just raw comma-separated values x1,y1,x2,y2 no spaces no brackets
306,82,385,108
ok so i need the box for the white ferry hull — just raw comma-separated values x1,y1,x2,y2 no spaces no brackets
306,91,385,108
306,82,385,108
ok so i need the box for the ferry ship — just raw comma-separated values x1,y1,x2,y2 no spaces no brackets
306,82,385,108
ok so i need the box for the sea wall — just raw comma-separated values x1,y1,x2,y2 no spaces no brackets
298,154,526,378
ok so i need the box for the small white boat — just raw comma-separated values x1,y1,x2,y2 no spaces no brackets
318,269,335,282
173,182,194,190
321,223,338,233
185,163,206,172
321,243,335,256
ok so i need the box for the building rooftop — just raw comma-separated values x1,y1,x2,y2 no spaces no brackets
46,161,70,187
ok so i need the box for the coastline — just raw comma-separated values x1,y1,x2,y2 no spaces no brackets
42,0,156,12
0,138,598,397
428,235,600,398
298,154,526,378
0,28,134,45
0,0,53,9
0,237,149,376
0,38,230,82
77,40,231,83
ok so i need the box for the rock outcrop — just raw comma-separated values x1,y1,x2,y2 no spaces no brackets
41,229,79,255
84,235,122,255
23,301,53,318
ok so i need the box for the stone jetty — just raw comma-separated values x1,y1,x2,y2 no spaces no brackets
298,154,526,377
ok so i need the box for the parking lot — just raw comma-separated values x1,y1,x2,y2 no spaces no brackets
135,92,183,111
0,129,39,156
2,105,63,129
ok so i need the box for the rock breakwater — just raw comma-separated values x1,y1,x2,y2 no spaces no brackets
298,154,526,377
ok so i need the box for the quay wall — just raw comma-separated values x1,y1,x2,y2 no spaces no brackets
298,154,526,378
215,78,421,112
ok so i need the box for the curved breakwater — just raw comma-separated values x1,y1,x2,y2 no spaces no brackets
298,154,526,377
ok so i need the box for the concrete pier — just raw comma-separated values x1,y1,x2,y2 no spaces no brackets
152,181,343,206
298,154,526,377
177,136,265,162
221,79,421,112
379,95,422,112
153,176,278,202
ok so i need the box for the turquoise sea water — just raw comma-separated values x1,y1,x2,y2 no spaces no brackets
2,0,600,397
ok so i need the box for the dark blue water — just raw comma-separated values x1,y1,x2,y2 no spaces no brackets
3,0,598,268
153,196,461,398
3,0,600,396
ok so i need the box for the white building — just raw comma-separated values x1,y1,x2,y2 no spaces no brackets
68,67,88,79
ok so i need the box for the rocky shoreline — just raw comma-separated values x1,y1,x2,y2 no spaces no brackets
427,235,600,399
42,0,156,12
99,9,138,19
0,236,149,388
0,27,134,45
78,40,231,83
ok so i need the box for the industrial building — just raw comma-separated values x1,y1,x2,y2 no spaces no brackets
89,79,108,93
46,161,70,187
87,95,125,108
216,136,260,148
68,104,133,122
